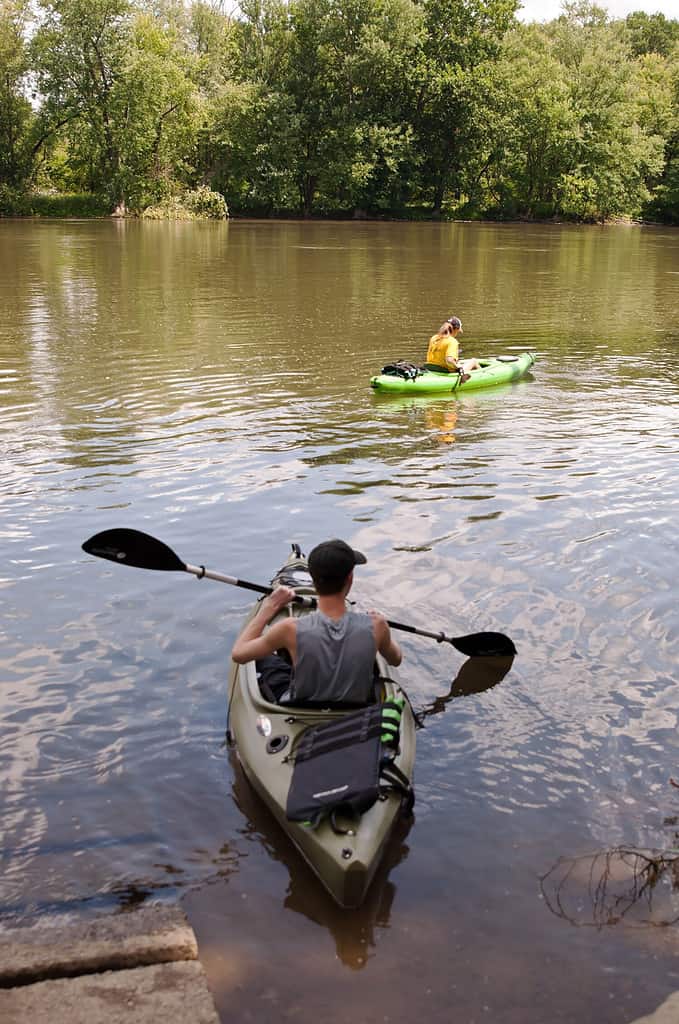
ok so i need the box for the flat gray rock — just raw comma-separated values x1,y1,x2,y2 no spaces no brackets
0,903,197,985
0,961,219,1024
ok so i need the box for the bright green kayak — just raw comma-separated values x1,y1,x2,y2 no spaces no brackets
227,548,416,909
370,350,536,394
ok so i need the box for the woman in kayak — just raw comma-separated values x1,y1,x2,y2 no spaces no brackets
231,539,401,704
424,316,481,376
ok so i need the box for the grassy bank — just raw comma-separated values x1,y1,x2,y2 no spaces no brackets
0,187,228,220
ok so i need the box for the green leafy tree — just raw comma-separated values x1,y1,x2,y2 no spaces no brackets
414,0,518,215
31,0,202,209
625,10,679,58
483,27,577,216
643,47,679,222
207,80,300,213
296,0,424,214
208,0,423,216
0,0,36,188
203,0,296,211
31,0,133,203
188,1,239,94
115,11,202,207
31,0,134,201
544,3,665,218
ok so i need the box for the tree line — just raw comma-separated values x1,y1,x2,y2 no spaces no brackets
1,0,678,222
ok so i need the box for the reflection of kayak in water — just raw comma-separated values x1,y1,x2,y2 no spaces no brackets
229,756,412,970
370,351,536,394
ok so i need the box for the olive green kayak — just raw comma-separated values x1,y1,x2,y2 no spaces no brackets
227,549,416,909
370,350,536,394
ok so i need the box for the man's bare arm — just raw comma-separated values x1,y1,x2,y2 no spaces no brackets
231,587,297,664
370,611,402,667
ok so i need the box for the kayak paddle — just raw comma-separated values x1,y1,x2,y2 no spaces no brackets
81,528,516,657
81,527,314,607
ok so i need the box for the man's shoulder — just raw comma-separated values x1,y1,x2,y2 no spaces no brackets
270,615,297,638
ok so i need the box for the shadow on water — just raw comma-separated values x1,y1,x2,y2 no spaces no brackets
415,654,514,724
226,755,412,970
0,879,178,924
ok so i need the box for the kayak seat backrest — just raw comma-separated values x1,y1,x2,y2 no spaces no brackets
256,653,293,703
421,363,452,374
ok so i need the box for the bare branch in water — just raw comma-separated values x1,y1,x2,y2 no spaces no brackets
540,847,679,929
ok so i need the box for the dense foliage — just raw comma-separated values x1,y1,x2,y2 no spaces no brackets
1,0,678,221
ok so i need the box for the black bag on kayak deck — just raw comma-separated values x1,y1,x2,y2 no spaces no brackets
380,361,423,381
285,703,413,828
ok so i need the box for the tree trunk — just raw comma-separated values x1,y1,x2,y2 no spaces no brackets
432,180,445,218
299,173,317,217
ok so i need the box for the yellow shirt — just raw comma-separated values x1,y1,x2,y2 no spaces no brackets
426,333,459,370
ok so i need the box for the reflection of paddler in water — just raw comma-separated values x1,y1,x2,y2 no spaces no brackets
417,654,515,722
424,402,458,444
228,753,412,970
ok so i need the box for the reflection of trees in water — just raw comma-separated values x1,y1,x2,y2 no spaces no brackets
541,845,679,929
229,754,411,970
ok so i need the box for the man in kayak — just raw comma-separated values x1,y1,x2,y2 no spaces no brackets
424,316,481,376
231,539,402,704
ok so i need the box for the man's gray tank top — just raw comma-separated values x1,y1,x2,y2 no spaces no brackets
291,610,376,703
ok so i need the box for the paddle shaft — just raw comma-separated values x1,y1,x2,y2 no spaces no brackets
184,563,315,608
386,619,459,645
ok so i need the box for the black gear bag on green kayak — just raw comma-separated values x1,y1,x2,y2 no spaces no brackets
285,701,413,829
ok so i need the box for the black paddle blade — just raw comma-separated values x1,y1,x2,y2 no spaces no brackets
451,631,517,658
82,528,187,572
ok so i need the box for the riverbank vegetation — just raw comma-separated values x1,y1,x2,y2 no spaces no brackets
1,0,678,222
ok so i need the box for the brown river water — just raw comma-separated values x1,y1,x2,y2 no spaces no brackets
1,218,678,1022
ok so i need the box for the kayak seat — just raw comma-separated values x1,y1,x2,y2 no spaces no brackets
421,363,451,373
